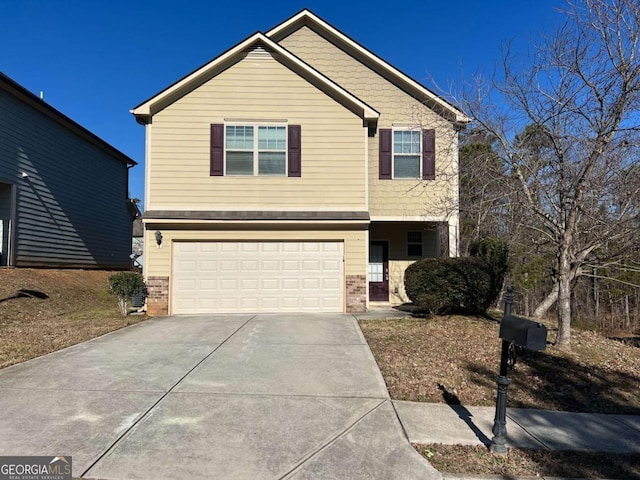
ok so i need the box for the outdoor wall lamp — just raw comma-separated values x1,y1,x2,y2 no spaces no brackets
155,230,163,248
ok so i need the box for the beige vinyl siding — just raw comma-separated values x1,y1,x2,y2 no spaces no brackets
145,227,366,278
279,27,458,218
148,52,366,210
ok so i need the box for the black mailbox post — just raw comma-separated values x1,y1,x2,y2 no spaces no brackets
499,316,547,351
490,288,548,454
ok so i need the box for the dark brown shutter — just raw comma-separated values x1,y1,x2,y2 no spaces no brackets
288,125,301,177
379,128,392,179
422,129,436,180
210,124,224,176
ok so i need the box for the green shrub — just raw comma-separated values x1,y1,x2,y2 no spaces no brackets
469,238,510,277
404,257,498,314
469,237,510,301
108,272,146,316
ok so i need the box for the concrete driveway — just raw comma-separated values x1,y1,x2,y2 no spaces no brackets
0,314,439,479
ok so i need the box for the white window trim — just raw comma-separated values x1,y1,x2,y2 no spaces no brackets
407,231,423,257
224,123,288,176
392,127,422,180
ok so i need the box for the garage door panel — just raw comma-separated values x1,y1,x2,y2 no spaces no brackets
177,243,197,253
323,278,341,289
261,297,279,309
199,243,218,253
302,278,320,290
261,278,279,289
322,242,342,253
219,260,237,271
323,259,341,270
283,242,304,253
176,278,196,290
282,260,300,270
176,260,197,272
172,241,343,314
242,243,259,253
302,260,320,271
240,279,258,289
282,279,300,290
262,260,279,271
199,298,218,309
240,297,259,309
262,243,279,253
218,298,237,309
218,279,237,290
302,243,320,252
282,297,301,308
200,260,218,272
242,260,259,271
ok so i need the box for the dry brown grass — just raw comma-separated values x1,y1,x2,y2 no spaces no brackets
416,443,640,479
359,315,640,414
0,268,147,368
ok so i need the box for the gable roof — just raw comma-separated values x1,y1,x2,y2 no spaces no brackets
131,32,379,124
267,9,470,124
0,71,136,166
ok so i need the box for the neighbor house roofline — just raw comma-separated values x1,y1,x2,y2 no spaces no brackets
0,71,137,166
266,9,470,124
131,32,380,124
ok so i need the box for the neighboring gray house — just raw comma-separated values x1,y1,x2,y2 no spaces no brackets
0,72,136,268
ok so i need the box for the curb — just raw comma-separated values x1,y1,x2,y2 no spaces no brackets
442,474,621,480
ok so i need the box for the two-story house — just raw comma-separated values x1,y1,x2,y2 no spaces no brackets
132,10,469,315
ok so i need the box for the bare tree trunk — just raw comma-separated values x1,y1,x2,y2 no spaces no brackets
533,283,558,318
556,248,572,349
625,295,630,330
494,278,507,311
593,268,600,319
633,288,640,330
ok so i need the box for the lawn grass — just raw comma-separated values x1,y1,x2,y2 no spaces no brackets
0,268,148,368
416,443,640,479
358,315,640,414
359,314,640,478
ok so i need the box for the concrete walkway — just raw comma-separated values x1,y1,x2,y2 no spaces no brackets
394,401,640,453
0,314,439,479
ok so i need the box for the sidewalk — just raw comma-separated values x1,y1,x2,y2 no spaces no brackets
393,401,640,453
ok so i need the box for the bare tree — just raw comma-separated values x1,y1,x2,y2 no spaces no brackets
460,0,640,348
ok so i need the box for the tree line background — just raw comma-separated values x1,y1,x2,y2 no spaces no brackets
451,0,640,346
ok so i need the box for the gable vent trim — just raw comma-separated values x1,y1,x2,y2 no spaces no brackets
246,45,273,58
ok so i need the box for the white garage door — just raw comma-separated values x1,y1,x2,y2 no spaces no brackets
172,241,344,314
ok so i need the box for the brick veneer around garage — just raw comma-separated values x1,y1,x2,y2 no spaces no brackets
346,274,366,313
146,276,169,315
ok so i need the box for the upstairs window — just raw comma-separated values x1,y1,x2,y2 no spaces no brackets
379,128,435,180
226,125,286,176
210,124,301,177
393,130,421,178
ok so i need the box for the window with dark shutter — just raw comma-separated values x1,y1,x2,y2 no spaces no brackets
379,128,392,179
422,129,436,180
210,124,224,176
288,125,301,177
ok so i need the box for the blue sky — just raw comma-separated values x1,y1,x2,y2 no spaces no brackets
0,0,565,207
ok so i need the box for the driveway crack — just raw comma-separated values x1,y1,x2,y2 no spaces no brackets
278,398,387,479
